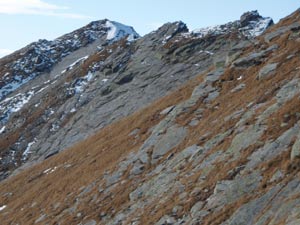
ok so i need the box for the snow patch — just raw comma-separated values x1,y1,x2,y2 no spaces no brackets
43,166,58,175
36,85,49,94
0,75,33,100
10,91,34,113
0,205,6,211
192,25,227,38
0,126,5,134
68,71,94,95
68,56,89,70
22,140,37,159
0,91,35,123
162,35,172,44
241,17,273,37
105,20,139,42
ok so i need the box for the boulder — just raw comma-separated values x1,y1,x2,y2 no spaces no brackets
152,125,187,163
257,63,278,80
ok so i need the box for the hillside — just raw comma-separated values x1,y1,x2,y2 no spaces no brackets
1,9,300,225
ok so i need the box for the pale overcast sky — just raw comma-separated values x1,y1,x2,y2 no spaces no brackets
0,0,299,57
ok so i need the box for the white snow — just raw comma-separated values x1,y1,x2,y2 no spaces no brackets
105,20,139,41
192,25,226,38
102,78,108,83
68,55,89,70
106,21,118,40
0,75,33,100
0,90,35,123
60,56,89,76
36,85,49,94
86,72,93,82
74,85,84,94
22,140,36,158
49,109,55,116
43,166,58,175
50,123,59,132
162,35,172,44
0,126,5,134
246,18,273,37
72,72,95,94
199,50,214,55
205,50,214,55
0,205,6,211
10,91,34,113
70,108,76,113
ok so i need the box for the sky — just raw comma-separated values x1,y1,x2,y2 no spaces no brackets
0,0,299,58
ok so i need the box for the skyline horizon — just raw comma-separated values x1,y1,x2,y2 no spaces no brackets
0,0,298,58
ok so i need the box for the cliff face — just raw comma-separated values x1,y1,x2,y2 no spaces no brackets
1,9,300,225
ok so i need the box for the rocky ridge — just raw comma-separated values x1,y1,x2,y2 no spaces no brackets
0,11,273,180
2,9,300,225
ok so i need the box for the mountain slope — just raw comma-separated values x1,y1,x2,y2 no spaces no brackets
0,11,272,181
1,9,300,225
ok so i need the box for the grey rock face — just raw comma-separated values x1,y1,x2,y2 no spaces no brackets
190,201,205,218
264,22,300,42
246,124,300,170
276,78,300,104
233,45,277,68
223,185,283,225
227,124,264,158
291,134,300,160
257,63,278,80
155,215,176,225
83,220,97,225
207,171,262,209
152,125,187,163
231,83,246,93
